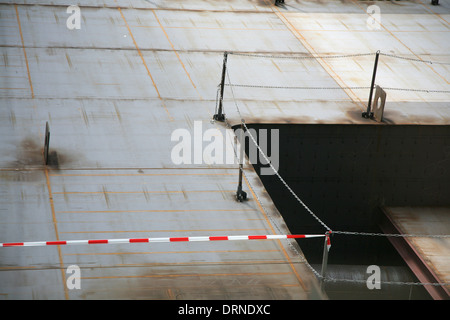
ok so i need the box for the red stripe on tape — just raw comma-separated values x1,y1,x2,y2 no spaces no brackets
129,238,149,243
170,237,189,242
3,242,24,247
209,236,228,241
88,239,108,244
287,235,306,239
248,235,267,240
46,241,67,245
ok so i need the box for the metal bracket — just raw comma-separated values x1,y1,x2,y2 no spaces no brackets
213,113,226,122
236,184,247,202
372,85,387,123
362,111,374,119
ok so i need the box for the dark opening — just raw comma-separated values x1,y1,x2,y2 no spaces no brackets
236,123,450,299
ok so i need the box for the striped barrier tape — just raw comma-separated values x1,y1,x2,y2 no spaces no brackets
0,234,326,247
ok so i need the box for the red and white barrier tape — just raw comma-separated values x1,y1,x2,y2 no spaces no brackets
0,234,326,247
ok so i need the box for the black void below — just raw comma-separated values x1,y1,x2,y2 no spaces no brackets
235,124,449,298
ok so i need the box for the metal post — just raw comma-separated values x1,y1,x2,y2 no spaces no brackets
213,51,228,122
44,121,50,165
320,231,330,291
363,50,380,119
236,121,247,202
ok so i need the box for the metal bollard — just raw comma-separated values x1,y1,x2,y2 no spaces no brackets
44,122,50,165
236,121,247,202
320,231,331,291
363,50,380,119
213,52,228,122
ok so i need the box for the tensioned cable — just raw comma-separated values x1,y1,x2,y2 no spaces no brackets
224,69,450,288
220,53,450,288
229,50,450,66
224,75,450,239
224,67,450,238
226,67,332,232
224,83,450,93
380,87,450,94
225,84,371,90
229,52,376,60
333,230,450,238
223,51,450,239
379,52,450,66
221,119,334,282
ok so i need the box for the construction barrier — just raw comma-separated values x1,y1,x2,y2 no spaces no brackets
0,234,326,247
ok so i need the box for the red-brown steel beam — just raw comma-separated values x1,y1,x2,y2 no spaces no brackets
379,208,449,300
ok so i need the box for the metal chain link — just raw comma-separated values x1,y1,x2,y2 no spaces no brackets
219,54,450,289
379,52,450,66
226,68,332,232
224,84,371,90
229,52,376,60
223,118,285,237
225,69,450,239
225,83,450,93
221,117,324,280
334,230,450,238
229,50,450,66
381,87,450,94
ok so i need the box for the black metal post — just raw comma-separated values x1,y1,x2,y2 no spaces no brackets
213,51,228,122
363,50,380,119
236,166,246,202
44,121,50,165
236,121,247,202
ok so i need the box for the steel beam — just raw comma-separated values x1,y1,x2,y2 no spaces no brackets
379,208,450,300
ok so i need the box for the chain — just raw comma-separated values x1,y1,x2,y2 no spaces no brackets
229,52,376,60
222,117,323,279
219,54,450,289
333,230,450,238
224,84,371,90
225,83,450,94
223,118,285,237
379,52,450,66
226,68,332,232
381,87,450,94
228,51,450,66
